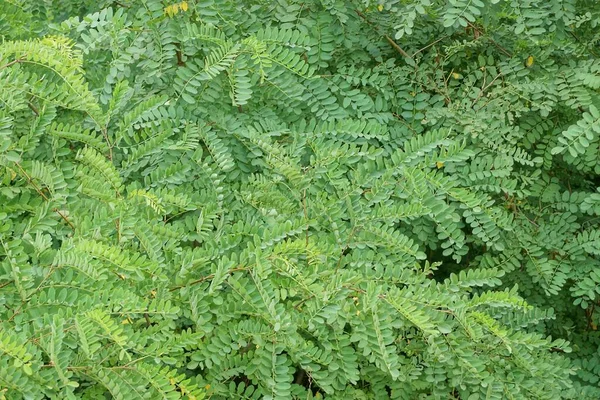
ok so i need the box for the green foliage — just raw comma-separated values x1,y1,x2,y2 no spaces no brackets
1,0,600,398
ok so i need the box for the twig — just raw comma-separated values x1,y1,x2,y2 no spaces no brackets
100,126,113,161
14,162,75,230
0,281,12,290
0,55,26,70
302,188,309,247
27,102,39,116
15,162,48,201
169,267,247,292
53,208,76,230
293,294,314,310
471,72,503,106
335,225,360,273
354,10,413,60
33,266,56,293
392,113,418,133
567,30,599,58
8,305,23,322
384,35,412,59
486,37,512,58
466,22,512,58
412,36,449,57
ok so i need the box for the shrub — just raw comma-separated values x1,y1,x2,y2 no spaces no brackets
0,0,599,398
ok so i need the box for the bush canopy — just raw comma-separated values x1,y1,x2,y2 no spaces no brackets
1,0,600,399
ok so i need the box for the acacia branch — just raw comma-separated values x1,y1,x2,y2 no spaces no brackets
27,102,39,116
169,267,247,291
412,36,449,57
384,35,412,59
0,55,27,70
14,162,75,230
466,22,512,58
355,10,413,60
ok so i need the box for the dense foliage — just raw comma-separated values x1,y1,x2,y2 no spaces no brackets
1,0,600,398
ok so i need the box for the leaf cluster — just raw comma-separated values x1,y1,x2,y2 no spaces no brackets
1,0,600,399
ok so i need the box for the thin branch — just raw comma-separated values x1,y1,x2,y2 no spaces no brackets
100,126,113,161
354,10,413,60
8,305,23,322
471,72,503,106
15,162,49,201
412,36,449,58
169,267,247,291
466,22,512,58
567,30,599,58
27,102,39,116
0,55,27,70
486,37,512,58
14,162,75,230
53,208,76,230
0,280,12,290
384,35,412,59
